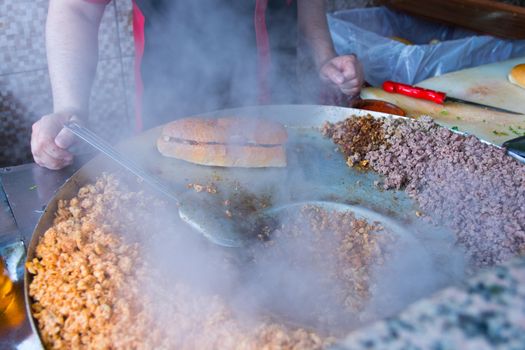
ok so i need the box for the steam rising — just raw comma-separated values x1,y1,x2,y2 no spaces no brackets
111,123,468,345
123,161,467,344
138,1,301,128
98,2,469,345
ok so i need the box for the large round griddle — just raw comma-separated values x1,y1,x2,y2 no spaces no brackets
21,105,481,347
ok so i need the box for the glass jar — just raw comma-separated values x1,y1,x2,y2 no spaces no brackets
0,258,14,314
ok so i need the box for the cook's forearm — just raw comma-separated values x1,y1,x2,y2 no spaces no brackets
297,0,337,69
46,0,105,118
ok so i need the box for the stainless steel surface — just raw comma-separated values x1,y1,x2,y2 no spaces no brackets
266,201,412,231
23,105,421,347
0,181,17,245
20,104,522,348
265,200,425,253
0,159,89,349
64,122,256,247
0,159,90,244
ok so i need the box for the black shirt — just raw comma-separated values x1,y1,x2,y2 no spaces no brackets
133,0,298,129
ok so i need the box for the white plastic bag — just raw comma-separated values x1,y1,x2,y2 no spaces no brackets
328,7,525,86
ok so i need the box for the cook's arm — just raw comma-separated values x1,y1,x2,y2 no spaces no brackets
297,0,364,96
297,0,336,68
31,0,106,170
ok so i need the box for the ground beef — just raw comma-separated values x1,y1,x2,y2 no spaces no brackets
323,116,525,268
28,175,393,349
248,205,395,334
26,175,325,349
322,115,385,167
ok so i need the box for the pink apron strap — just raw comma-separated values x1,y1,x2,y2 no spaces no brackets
132,1,145,133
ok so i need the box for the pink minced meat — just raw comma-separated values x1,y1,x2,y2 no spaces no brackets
323,116,525,268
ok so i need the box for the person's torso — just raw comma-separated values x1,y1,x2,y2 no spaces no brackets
133,0,297,127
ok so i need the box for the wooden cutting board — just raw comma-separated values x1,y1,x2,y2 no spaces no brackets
361,87,525,145
417,57,525,115
361,57,525,145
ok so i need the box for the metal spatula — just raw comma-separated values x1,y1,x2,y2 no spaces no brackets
64,122,252,247
64,123,412,248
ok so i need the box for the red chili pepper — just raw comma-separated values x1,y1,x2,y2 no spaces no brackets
382,81,446,104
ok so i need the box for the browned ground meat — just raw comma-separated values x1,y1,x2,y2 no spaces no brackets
27,174,393,349
322,115,385,167
247,205,395,335
323,115,525,268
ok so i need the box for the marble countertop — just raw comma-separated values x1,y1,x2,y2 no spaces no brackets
338,257,525,349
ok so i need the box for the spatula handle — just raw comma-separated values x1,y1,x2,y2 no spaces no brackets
64,122,179,203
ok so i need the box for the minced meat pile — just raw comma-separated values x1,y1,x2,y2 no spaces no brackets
26,175,328,349
321,115,385,168
322,115,525,267
27,174,393,350
248,205,395,335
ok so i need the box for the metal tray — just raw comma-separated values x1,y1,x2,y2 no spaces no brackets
21,105,456,347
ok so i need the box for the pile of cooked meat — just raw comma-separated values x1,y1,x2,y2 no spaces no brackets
245,204,395,336
27,174,393,350
323,115,525,267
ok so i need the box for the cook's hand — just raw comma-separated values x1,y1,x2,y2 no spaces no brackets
319,54,364,97
31,113,78,170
